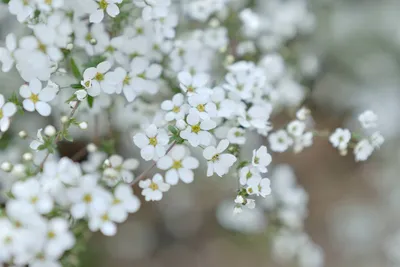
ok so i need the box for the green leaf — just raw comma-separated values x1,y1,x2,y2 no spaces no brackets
71,84,84,89
168,125,178,135
65,94,77,103
87,95,94,108
70,58,82,80
1,0,10,4
83,56,107,69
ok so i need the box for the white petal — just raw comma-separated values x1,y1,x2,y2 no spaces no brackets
23,99,35,112
206,162,214,177
6,33,16,51
141,145,155,161
89,9,105,23
145,124,158,137
2,103,17,117
182,157,199,169
200,119,216,130
71,203,86,219
101,221,117,236
161,100,173,111
19,84,31,98
165,169,179,185
170,145,185,160
38,86,57,102
35,101,52,116
106,3,120,17
97,61,112,73
156,156,173,170
203,146,217,160
29,78,42,94
217,139,229,153
186,110,199,126
155,145,166,157
178,71,192,85
83,67,97,80
178,168,194,183
133,133,149,148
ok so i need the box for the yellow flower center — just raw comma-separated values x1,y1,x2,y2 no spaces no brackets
191,124,201,133
197,104,205,112
0,109,3,119
95,72,104,81
83,194,92,203
149,137,158,146
31,196,38,204
38,42,47,53
45,0,52,5
212,154,220,162
149,182,159,191
113,198,121,205
187,86,194,93
172,160,182,169
4,236,12,244
248,187,253,194
30,94,39,103
172,106,180,113
106,45,115,53
47,231,56,239
84,80,91,88
85,33,93,42
101,213,109,221
254,157,259,164
99,0,108,9
123,75,131,85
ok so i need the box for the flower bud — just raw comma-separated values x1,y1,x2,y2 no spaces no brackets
1,162,12,172
18,131,27,139
44,125,57,137
87,143,97,153
79,122,88,130
61,116,69,124
22,152,33,161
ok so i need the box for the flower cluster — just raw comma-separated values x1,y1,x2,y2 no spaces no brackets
0,0,384,266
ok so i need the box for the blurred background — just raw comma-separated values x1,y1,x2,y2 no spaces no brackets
1,0,400,266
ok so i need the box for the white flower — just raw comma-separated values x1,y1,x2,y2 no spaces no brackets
88,204,121,236
161,93,189,121
90,0,123,23
40,158,82,205
247,177,272,198
133,0,171,20
287,120,306,137
269,130,294,152
294,132,314,153
42,218,75,258
239,166,262,186
178,71,209,95
238,104,272,130
203,139,237,177
67,174,112,219
14,48,52,82
109,184,141,222
227,127,246,145
103,155,139,185
30,128,45,151
75,89,88,101
358,110,378,129
0,33,16,72
188,93,217,119
180,110,216,147
157,145,199,185
0,218,16,263
139,173,170,201
19,79,58,116
210,87,236,118
11,178,54,214
296,107,311,121
329,128,351,151
0,94,17,132
370,132,384,149
8,0,35,22
234,195,245,204
82,61,113,96
252,146,272,173
133,124,169,161
354,139,374,162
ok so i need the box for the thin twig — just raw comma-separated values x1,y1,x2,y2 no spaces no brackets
39,101,81,170
131,141,176,186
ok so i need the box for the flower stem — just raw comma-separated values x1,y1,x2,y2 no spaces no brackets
131,141,176,186
39,101,81,170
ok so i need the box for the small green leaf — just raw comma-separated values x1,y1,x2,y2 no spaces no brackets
168,125,178,135
70,58,82,80
71,84,84,89
87,95,94,108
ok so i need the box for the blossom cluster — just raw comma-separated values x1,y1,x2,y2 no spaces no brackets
0,0,384,266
